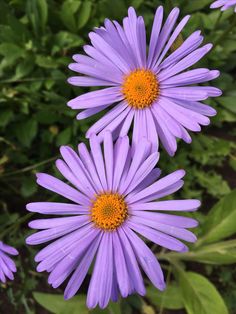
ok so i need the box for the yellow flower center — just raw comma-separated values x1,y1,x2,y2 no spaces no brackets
91,193,128,231
122,69,159,109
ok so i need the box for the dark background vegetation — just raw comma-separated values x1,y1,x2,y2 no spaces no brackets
0,0,236,313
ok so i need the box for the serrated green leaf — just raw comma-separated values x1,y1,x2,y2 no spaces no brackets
194,170,230,198
177,270,228,314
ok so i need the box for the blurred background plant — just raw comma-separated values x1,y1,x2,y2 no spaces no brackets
0,0,236,313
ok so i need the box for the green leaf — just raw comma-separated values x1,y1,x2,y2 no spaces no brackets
217,96,236,114
36,55,57,69
193,170,230,198
200,190,236,244
168,240,236,265
60,0,81,32
183,0,212,13
0,43,24,64
36,110,61,125
0,110,13,127
146,283,184,310
56,127,72,146
177,270,228,314
53,31,83,52
38,0,48,29
15,120,38,147
33,292,121,314
77,1,92,29
21,176,38,197
14,57,34,79
26,0,48,35
33,292,88,314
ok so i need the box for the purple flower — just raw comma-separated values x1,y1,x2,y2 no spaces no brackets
210,0,236,11
67,6,222,156
26,132,200,309
0,241,18,283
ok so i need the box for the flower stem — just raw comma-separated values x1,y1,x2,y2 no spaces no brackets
213,14,236,47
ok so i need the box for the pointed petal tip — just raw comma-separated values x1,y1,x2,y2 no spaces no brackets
168,150,176,157
64,292,73,301
180,245,189,253
159,281,166,291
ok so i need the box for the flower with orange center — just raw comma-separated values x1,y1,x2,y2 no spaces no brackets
122,69,159,109
27,133,201,308
68,6,221,156
91,193,128,231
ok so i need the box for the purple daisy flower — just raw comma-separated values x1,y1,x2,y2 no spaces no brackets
0,241,18,283
67,6,222,156
210,0,236,12
26,132,200,309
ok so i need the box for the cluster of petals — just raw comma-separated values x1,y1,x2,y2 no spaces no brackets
68,6,221,156
211,0,236,12
0,241,18,283
26,133,200,309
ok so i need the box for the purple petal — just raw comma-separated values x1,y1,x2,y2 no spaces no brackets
127,221,188,252
36,173,90,206
127,170,185,204
67,87,123,109
124,226,166,290
129,199,201,212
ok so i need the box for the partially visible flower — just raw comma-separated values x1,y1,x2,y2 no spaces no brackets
0,241,18,283
26,132,200,309
67,6,221,156
210,0,236,12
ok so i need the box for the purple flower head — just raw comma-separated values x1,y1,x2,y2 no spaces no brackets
26,132,200,309
210,0,236,12
67,6,222,156
0,241,18,283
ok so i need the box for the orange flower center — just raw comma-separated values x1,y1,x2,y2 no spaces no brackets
91,193,128,231
122,69,159,109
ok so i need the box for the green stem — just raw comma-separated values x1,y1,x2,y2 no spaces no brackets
213,14,236,47
212,11,223,34
159,266,172,314
0,156,57,178
0,77,64,84
0,212,34,239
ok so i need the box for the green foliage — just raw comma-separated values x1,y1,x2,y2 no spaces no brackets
177,270,228,314
33,292,122,314
146,283,184,310
200,190,236,244
0,0,236,313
